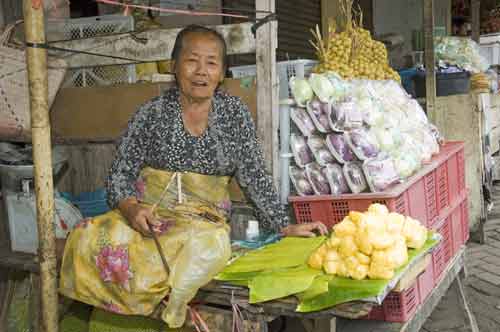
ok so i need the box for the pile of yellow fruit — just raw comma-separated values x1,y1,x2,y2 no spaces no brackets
308,204,428,280
310,0,400,82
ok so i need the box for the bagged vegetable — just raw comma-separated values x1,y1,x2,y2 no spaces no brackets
291,107,316,137
326,133,355,164
307,135,335,166
290,134,314,168
290,166,315,196
434,36,489,73
309,73,335,103
328,101,363,132
362,155,400,192
325,163,350,195
306,99,331,133
306,163,331,195
343,162,368,194
345,128,380,160
326,72,349,102
290,77,314,107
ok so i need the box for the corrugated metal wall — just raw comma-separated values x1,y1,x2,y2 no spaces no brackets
224,0,321,65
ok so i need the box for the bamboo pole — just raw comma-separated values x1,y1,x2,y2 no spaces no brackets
23,1,59,332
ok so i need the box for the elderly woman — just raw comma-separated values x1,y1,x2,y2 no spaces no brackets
59,25,326,328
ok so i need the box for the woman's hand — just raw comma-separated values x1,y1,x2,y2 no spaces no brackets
118,198,161,237
281,222,329,238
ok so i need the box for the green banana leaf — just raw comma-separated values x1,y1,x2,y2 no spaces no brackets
295,275,333,301
296,234,440,312
219,236,326,274
249,266,323,303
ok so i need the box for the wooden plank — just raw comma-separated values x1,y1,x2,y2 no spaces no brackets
336,248,465,332
50,22,256,68
424,0,437,123
255,0,279,184
471,0,481,43
0,246,38,273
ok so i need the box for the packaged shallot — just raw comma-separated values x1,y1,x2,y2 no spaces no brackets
328,101,363,132
290,166,314,196
290,107,316,137
343,162,368,194
306,98,331,133
325,133,355,164
325,163,350,195
290,134,314,168
362,155,400,192
307,135,335,166
305,163,331,195
345,128,380,161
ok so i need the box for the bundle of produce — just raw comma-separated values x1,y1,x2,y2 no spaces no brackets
310,0,399,82
307,204,428,280
471,72,491,93
434,36,489,73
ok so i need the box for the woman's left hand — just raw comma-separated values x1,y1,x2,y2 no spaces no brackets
281,222,329,238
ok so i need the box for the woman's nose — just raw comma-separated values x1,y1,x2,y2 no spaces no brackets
194,60,208,75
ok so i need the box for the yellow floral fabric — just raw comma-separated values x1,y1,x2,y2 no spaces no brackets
59,167,232,316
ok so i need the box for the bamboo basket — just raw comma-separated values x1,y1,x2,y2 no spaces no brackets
0,22,67,141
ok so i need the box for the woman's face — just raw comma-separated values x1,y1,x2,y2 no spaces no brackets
175,32,225,102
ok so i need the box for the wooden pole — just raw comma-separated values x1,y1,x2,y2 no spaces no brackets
424,0,437,123
22,1,59,332
471,0,481,42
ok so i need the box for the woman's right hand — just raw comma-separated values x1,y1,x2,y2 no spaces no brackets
118,198,161,237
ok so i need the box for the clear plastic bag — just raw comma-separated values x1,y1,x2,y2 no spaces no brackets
434,36,489,73
325,133,355,164
309,73,335,103
290,77,314,107
345,128,380,160
290,134,314,168
291,107,317,137
290,166,314,196
306,99,331,133
163,223,231,328
325,163,350,195
328,101,363,132
305,163,331,195
362,155,400,192
307,135,335,166
343,162,368,194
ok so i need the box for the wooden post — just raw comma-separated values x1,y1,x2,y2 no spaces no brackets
255,0,279,184
22,1,59,332
471,0,481,42
424,0,437,123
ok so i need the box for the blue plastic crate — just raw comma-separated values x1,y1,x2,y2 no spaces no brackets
61,188,110,218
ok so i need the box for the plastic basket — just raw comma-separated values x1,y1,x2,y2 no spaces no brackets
382,283,420,323
363,305,385,321
229,59,317,99
290,142,465,230
432,217,453,283
479,43,500,67
45,15,136,87
417,262,434,303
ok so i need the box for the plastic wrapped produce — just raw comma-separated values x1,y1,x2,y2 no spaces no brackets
305,163,331,195
326,72,350,102
325,163,350,195
290,107,316,137
307,135,335,166
290,77,314,107
345,128,380,160
343,162,368,194
290,134,314,168
290,166,314,196
362,155,400,192
309,73,335,103
326,133,355,164
306,99,331,133
372,127,396,153
328,101,363,132
434,37,489,73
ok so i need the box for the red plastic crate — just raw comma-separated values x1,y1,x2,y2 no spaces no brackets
363,305,385,321
461,199,470,244
382,283,420,323
432,217,453,283
417,263,434,302
450,201,464,254
290,142,466,230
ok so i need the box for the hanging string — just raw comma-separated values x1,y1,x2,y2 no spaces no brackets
95,0,251,19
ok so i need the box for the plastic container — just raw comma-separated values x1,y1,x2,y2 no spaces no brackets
479,43,500,67
417,262,434,303
382,283,420,323
461,199,470,244
290,142,465,230
414,71,471,98
229,59,317,100
432,217,453,283
363,305,385,321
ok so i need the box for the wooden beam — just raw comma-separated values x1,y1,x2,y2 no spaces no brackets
255,0,279,183
424,0,437,123
471,0,481,42
49,22,256,68
23,1,59,332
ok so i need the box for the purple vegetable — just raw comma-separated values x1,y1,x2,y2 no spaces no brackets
307,135,335,166
343,162,368,194
306,163,331,195
290,134,313,168
291,108,316,137
363,156,400,192
325,163,350,195
326,134,355,163
306,98,331,133
346,129,379,160
290,166,314,196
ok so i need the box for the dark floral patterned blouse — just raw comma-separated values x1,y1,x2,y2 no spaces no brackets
106,87,289,233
